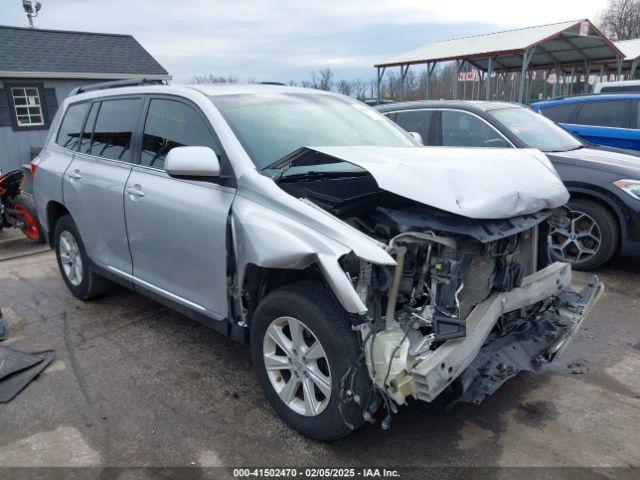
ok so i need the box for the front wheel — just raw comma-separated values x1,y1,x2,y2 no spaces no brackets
549,199,619,270
250,281,370,441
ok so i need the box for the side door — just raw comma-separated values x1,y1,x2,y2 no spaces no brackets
123,96,236,319
564,99,632,149
438,109,512,148
391,109,437,145
63,96,144,274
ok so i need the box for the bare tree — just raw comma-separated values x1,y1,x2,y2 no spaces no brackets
191,74,238,84
599,0,640,40
312,68,335,91
337,79,352,96
350,78,369,100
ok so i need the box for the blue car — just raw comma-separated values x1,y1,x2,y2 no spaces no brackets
531,94,640,151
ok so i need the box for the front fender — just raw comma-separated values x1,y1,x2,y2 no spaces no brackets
231,195,380,314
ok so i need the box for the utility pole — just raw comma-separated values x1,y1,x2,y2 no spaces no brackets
22,0,42,28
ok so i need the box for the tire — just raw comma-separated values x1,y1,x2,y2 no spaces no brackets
250,281,371,441
13,194,46,243
54,215,111,299
549,199,619,271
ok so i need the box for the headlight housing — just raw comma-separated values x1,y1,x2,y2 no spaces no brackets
613,179,640,201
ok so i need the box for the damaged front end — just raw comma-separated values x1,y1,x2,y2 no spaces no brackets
267,146,602,414
352,212,601,408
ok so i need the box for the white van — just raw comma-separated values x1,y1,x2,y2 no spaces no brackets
593,79,640,93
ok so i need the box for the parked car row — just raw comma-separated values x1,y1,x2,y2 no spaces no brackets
378,99,640,270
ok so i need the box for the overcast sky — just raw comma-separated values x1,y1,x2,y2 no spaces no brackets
2,0,609,83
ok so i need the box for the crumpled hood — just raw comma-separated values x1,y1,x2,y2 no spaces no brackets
306,146,570,220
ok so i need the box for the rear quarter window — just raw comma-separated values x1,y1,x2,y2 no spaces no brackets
538,104,576,123
56,102,90,151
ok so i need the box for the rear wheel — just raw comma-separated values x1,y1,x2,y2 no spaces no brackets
250,281,370,441
13,195,45,243
54,215,111,299
549,199,618,270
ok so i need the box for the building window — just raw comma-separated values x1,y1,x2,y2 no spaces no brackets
11,87,44,127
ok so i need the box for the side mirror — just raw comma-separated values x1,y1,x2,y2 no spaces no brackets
408,131,423,145
165,146,220,178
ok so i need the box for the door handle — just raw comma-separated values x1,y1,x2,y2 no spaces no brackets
68,170,82,180
126,185,145,198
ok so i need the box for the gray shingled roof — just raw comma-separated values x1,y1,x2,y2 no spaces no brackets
0,25,169,78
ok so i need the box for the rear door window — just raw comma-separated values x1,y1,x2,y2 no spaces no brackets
441,110,507,147
56,102,90,151
539,104,576,123
574,100,628,128
89,98,143,162
140,98,220,170
393,110,434,145
79,102,98,154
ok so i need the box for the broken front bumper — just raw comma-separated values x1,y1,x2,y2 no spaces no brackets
410,262,602,403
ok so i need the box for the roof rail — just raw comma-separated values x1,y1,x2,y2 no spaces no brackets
260,81,286,86
70,78,166,96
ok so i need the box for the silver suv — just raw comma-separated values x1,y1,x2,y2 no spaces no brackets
33,82,601,441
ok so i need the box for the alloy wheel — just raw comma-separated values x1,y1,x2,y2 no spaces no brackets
59,230,83,286
263,316,332,417
549,209,602,264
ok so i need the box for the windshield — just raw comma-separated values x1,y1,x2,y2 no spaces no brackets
210,93,414,168
488,107,583,152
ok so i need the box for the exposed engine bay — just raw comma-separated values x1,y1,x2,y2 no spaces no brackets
271,148,602,425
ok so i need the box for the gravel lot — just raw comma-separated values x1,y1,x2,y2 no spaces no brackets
0,229,639,476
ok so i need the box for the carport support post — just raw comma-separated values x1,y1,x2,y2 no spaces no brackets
568,67,577,95
616,55,623,80
486,56,495,100
425,62,436,100
631,58,639,80
400,65,410,100
452,60,463,100
583,60,592,93
568,67,575,95
552,63,560,98
376,67,386,103
518,47,535,104
462,61,468,100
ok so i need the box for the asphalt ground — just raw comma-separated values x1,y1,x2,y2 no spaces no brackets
0,228,639,478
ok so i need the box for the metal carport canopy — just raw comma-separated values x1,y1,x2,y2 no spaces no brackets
616,38,640,61
615,38,640,78
375,19,623,71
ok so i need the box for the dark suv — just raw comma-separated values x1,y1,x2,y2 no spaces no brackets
379,100,640,270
